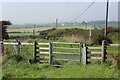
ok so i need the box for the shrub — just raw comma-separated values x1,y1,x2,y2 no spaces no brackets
107,27,118,33
100,27,119,35
94,35,112,45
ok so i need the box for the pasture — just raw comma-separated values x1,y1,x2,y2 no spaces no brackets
1,40,119,78
1,27,119,79
7,27,53,33
8,32,39,37
7,25,95,33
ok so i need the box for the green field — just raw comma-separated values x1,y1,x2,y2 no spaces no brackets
1,27,119,79
1,41,119,78
7,25,95,32
7,27,53,33
2,62,119,78
7,26,120,44
8,32,39,37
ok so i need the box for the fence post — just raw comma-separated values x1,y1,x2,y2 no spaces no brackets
17,41,20,58
49,42,53,65
82,44,87,65
33,41,38,63
102,40,107,62
79,43,81,63
14,39,21,59
0,42,4,56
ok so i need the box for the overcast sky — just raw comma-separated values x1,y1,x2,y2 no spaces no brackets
0,1,119,24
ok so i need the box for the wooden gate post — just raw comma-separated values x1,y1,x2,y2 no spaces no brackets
79,43,81,63
16,41,21,58
82,44,87,65
14,38,21,59
49,42,53,65
102,40,107,62
33,41,37,63
0,42,4,56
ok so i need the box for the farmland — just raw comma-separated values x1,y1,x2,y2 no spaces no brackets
1,43,119,78
7,26,120,44
0,26,119,79
1,1,119,79
7,25,95,32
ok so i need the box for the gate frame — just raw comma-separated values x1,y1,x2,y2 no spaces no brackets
82,40,107,65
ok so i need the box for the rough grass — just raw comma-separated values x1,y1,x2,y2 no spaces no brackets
8,32,39,37
0,69,1,80
2,27,119,79
62,35,86,43
7,27,54,33
8,27,119,45
108,32,120,43
2,60,119,78
7,25,95,33
0,56,2,80
1,43,119,78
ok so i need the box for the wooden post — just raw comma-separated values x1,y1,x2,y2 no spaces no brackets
33,25,35,39
16,41,20,58
0,42,4,56
105,0,109,36
56,19,58,29
33,41,37,63
14,38,21,59
89,29,92,41
82,44,87,65
102,40,107,62
49,42,53,65
79,43,81,63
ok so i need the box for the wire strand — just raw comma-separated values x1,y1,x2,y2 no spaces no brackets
70,0,96,22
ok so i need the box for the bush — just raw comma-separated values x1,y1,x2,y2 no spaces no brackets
107,27,118,33
100,27,119,35
94,35,112,45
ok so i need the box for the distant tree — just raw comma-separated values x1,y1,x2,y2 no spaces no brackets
81,21,87,25
0,21,12,39
82,21,87,29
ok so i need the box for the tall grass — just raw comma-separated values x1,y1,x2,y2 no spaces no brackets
2,61,118,78
1,44,119,78
62,35,86,43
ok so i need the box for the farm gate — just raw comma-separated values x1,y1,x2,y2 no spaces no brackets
33,41,51,64
34,41,107,65
34,42,81,65
0,40,110,66
51,42,81,65
82,40,107,65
